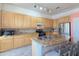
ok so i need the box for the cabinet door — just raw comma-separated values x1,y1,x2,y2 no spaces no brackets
44,19,49,28
2,12,15,28
53,20,58,28
13,35,25,48
31,17,37,29
0,12,1,28
0,37,13,52
49,20,53,28
23,15,31,28
0,4,2,28
14,13,24,29
30,17,43,29
45,19,53,28
24,35,32,45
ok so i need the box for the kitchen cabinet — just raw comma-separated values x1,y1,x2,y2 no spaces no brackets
2,12,25,29
49,20,53,28
14,13,24,29
1,11,54,29
13,34,32,48
23,15,31,28
53,20,58,28
0,12,1,28
54,16,69,29
2,12,15,28
30,17,53,28
43,19,48,28
0,36,13,52
24,33,38,45
13,35,25,48
0,4,2,28
42,18,53,28
30,17,40,29
58,16,69,23
24,35,32,45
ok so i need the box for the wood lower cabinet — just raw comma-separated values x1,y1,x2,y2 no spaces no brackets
0,37,13,52
14,35,31,47
13,35,32,48
13,35,25,48
0,34,32,52
24,35,32,45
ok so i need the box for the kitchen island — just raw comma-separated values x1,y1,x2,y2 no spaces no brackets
32,35,66,56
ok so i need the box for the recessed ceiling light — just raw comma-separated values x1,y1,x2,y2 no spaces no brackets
40,7,43,10
33,4,38,8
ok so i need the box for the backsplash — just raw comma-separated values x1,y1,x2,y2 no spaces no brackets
0,28,54,35
16,28,54,34
15,29,36,34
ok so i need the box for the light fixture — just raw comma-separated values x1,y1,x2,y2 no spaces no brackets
56,6,60,9
33,4,38,8
40,7,43,10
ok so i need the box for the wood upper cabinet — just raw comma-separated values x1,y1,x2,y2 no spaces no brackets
0,12,1,28
53,20,58,28
57,16,69,23
0,37,13,52
30,17,53,28
44,19,50,28
0,4,2,28
43,18,53,28
14,13,24,29
1,11,53,29
30,17,38,29
49,19,53,28
2,12,24,29
2,12,15,28
23,15,31,28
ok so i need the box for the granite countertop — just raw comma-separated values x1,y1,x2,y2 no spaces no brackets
33,35,66,46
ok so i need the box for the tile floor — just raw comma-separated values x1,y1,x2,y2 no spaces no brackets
0,45,59,56
0,45,32,56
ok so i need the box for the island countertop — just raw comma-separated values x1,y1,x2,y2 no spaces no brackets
32,35,67,56
32,35,67,46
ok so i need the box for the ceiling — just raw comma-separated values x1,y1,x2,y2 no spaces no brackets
9,3,79,15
